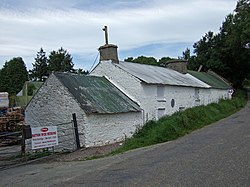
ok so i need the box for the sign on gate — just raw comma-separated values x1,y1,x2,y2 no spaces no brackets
31,126,58,149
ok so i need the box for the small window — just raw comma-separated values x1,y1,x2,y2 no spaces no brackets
157,108,165,119
195,88,200,100
157,85,164,100
171,99,175,108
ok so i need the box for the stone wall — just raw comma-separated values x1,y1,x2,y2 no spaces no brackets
25,73,143,150
85,112,143,147
25,74,86,151
91,61,231,121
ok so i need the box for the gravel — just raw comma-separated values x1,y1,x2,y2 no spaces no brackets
47,142,122,162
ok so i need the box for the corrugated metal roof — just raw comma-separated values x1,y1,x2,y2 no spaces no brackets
115,61,210,88
188,70,231,89
54,72,141,114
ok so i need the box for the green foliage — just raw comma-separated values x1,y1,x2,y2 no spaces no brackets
113,90,247,154
243,79,250,87
76,68,89,75
0,57,28,95
158,56,172,64
124,56,173,66
125,56,158,66
188,0,250,88
48,47,74,73
30,47,80,81
30,48,49,81
182,48,191,61
27,83,36,96
124,57,134,62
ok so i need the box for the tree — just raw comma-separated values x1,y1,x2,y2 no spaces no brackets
158,57,173,64
124,57,134,62
30,48,49,81
48,47,74,72
133,56,157,65
187,0,250,88
76,68,89,75
0,57,28,95
124,56,158,66
182,48,191,61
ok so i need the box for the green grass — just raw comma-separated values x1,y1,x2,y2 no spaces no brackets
112,90,247,154
243,79,250,87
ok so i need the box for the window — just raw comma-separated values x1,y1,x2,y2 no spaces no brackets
157,85,164,100
157,108,165,119
171,99,175,108
195,88,200,101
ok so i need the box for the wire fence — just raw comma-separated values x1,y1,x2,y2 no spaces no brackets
0,114,80,169
25,120,78,153
0,131,23,169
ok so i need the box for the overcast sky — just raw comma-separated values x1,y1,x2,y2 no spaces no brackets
0,0,237,71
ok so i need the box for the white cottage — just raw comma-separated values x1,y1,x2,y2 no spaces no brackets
91,44,232,121
25,72,142,150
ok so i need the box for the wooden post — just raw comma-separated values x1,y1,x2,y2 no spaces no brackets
72,113,80,150
21,129,26,155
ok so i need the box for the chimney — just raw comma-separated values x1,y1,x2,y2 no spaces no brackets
98,26,119,63
162,59,188,74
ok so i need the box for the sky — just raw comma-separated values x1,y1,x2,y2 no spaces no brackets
0,0,238,71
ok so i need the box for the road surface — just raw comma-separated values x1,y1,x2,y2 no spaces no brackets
1,102,250,187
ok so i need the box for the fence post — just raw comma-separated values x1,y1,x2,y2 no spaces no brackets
72,113,80,150
21,129,26,155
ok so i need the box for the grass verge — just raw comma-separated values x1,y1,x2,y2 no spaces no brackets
112,90,247,155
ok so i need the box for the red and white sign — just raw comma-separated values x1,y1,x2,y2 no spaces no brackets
31,126,58,149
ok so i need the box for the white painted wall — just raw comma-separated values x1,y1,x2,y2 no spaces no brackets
84,112,143,147
25,74,86,151
91,61,156,120
91,61,231,121
25,73,143,150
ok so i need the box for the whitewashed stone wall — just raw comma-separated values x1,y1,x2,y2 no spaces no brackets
91,61,202,120
25,74,86,151
91,61,142,104
25,73,143,150
84,112,143,147
91,61,156,120
91,61,231,121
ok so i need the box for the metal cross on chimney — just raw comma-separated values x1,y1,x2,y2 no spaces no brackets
102,26,108,45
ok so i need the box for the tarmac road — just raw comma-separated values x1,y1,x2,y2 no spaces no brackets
1,101,250,187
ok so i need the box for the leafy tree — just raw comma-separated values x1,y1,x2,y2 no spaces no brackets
221,0,250,87
124,56,158,66
158,57,173,64
187,0,250,88
124,57,134,62
0,57,28,95
48,47,74,72
27,83,36,96
124,56,174,67
76,68,89,75
133,56,157,65
30,48,49,81
182,48,191,61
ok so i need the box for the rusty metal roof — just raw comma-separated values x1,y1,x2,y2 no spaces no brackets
55,72,141,114
115,61,210,88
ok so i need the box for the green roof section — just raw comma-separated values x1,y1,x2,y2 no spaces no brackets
188,70,231,89
55,72,141,114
